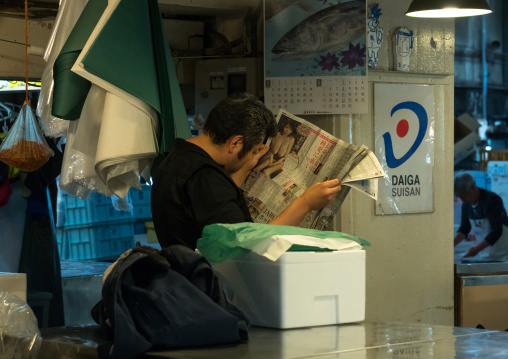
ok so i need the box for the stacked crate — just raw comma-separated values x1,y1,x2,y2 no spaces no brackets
56,191,135,261
129,184,153,234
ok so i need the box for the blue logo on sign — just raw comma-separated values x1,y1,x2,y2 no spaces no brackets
383,101,427,169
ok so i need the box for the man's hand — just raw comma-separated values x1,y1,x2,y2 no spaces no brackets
246,145,270,171
463,240,489,258
464,246,479,258
269,178,342,227
297,178,342,212
231,145,269,187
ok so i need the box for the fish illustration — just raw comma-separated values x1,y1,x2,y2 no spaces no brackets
271,0,365,62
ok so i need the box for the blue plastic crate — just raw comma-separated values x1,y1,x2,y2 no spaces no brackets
129,184,152,204
57,220,135,261
59,191,133,226
134,220,148,234
129,185,152,219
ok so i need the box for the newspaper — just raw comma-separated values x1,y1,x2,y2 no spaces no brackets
243,109,384,230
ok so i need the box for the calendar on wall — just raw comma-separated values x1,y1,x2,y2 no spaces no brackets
265,76,368,115
264,0,368,115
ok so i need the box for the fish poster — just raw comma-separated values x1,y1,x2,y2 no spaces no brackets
264,0,368,115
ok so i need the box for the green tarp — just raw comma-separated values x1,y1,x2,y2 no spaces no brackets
197,222,370,264
78,0,190,154
52,0,107,121
53,0,190,153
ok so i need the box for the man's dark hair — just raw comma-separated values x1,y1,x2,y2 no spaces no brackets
203,93,277,158
454,173,476,196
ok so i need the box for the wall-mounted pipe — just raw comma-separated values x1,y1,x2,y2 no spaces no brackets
482,15,488,121
0,38,44,56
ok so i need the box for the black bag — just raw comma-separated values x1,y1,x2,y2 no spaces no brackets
92,245,249,359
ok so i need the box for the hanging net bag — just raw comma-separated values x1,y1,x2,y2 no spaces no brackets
0,0,54,172
0,104,54,171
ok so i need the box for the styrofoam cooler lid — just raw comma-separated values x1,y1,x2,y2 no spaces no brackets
232,249,365,265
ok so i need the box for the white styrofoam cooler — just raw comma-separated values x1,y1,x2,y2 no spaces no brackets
213,249,365,329
0,272,27,302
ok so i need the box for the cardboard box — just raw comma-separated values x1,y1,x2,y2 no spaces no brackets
0,273,27,303
145,221,158,244
213,250,366,329
454,113,481,157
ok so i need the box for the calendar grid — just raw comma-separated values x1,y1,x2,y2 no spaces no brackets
264,76,368,115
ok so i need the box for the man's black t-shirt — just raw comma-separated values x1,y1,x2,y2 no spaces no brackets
151,139,253,249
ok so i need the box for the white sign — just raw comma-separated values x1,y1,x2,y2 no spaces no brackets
375,84,435,214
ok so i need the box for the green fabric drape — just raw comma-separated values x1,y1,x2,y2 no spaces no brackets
52,0,107,120
78,0,191,154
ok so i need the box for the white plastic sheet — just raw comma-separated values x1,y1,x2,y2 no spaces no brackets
59,85,158,199
0,291,41,359
36,0,88,137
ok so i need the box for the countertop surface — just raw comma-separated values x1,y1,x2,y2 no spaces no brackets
454,259,508,275
60,260,111,278
37,321,508,359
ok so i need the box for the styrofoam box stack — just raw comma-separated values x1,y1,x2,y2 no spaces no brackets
213,249,366,329
487,161,508,176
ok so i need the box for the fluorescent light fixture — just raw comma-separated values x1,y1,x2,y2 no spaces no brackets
485,146,492,151
405,0,492,18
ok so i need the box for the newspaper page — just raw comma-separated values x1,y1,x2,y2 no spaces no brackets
243,109,384,229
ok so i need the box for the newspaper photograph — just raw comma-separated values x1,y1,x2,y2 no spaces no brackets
244,109,384,229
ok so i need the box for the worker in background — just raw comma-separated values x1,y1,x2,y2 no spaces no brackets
454,173,508,261
151,93,342,250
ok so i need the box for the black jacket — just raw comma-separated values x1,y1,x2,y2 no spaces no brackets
92,245,249,359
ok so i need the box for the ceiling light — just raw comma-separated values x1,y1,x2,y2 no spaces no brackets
405,0,492,18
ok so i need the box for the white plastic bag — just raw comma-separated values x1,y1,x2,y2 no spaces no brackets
0,291,41,359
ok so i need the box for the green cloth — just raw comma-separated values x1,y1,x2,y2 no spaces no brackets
79,0,191,154
197,222,370,264
52,0,107,120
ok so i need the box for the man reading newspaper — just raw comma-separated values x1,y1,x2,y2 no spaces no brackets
244,109,384,230
151,95,343,250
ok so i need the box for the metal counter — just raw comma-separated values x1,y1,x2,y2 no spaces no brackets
60,260,111,326
454,259,508,275
38,322,508,359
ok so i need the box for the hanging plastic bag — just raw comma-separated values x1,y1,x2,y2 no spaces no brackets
111,194,133,212
0,103,54,172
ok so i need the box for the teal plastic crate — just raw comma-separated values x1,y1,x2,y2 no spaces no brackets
57,220,135,261
129,185,152,219
59,191,133,226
